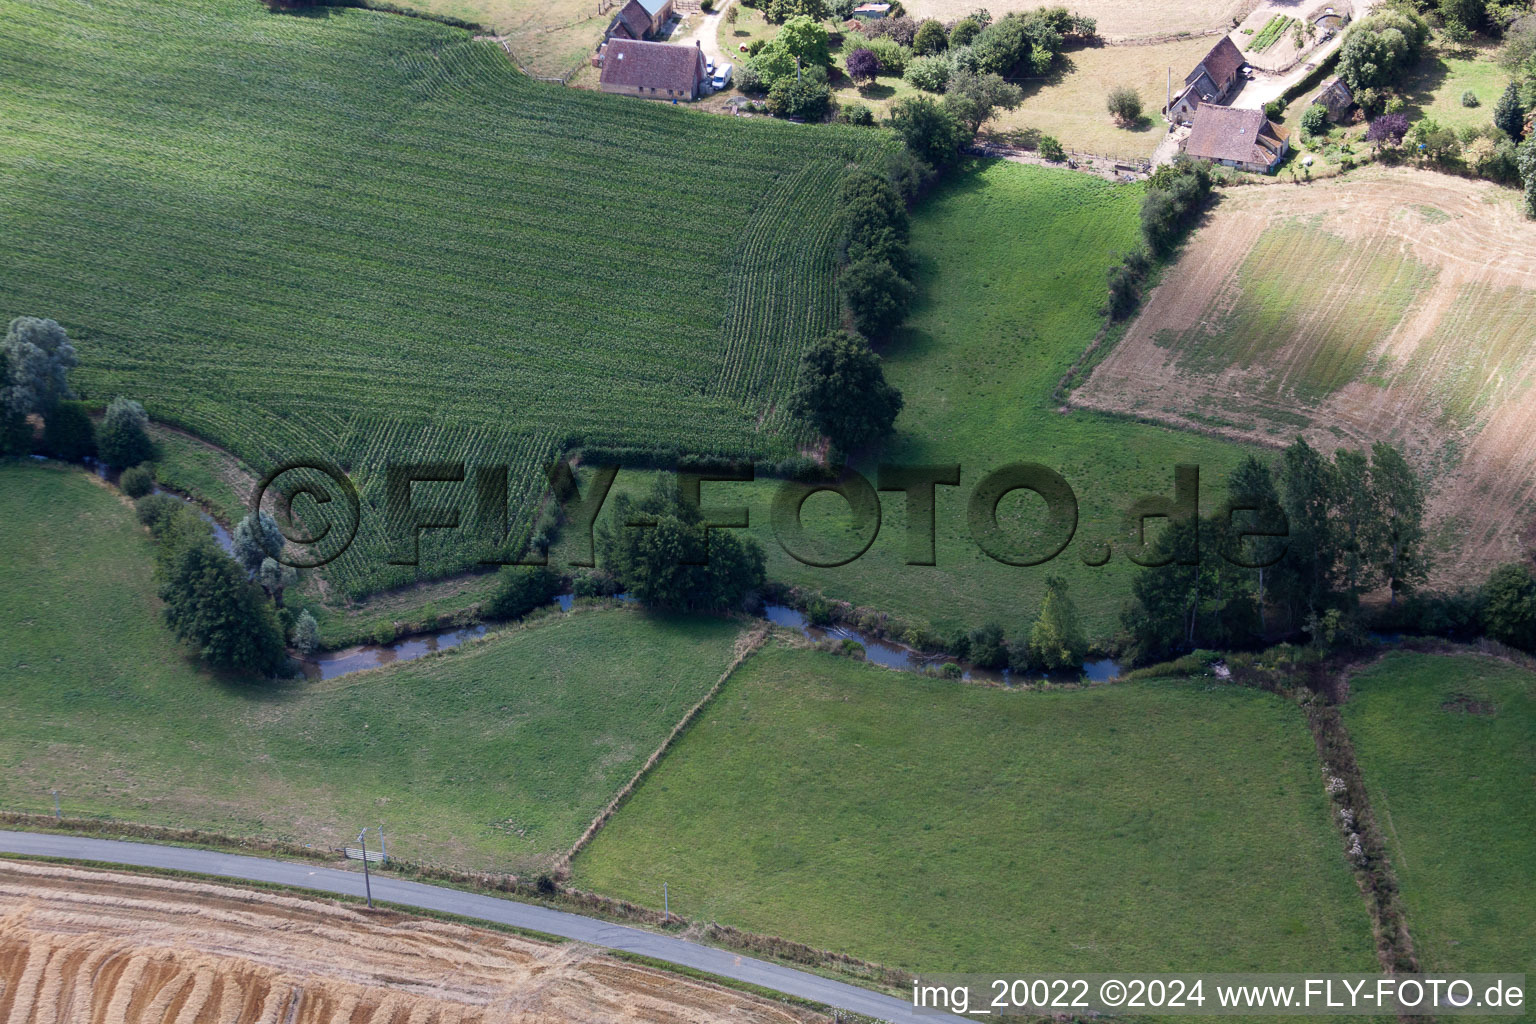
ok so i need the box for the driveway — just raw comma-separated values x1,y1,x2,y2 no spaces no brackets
1230,0,1378,110
676,0,731,71
0,830,959,1024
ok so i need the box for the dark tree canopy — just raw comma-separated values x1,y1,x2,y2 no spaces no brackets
1495,80,1525,141
41,399,95,462
913,18,948,54
1337,10,1430,92
597,478,766,611
487,565,562,620
1481,563,1536,651
1366,112,1409,146
99,396,155,469
846,46,881,84
839,256,914,338
943,70,1023,133
1140,156,1213,256
888,95,968,166
160,534,288,676
4,316,78,418
788,330,903,449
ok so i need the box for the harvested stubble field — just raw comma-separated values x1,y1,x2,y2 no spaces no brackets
1073,169,1536,584
0,0,886,600
898,0,1251,42
0,859,823,1024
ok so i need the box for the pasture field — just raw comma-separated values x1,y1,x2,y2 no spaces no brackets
986,37,1217,160
684,161,1250,640
0,462,746,873
1074,168,1536,586
572,639,1377,972
0,0,887,600
1343,652,1535,976
896,0,1250,42
403,0,612,78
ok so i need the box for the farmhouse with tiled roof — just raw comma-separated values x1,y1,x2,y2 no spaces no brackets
605,0,674,41
598,39,708,100
1165,36,1245,121
1183,103,1289,173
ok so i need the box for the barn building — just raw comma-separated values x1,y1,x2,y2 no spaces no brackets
605,0,675,41
598,39,708,100
1164,36,1245,122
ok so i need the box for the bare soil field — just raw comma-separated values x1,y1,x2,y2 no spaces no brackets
900,0,1253,41
0,859,823,1024
1073,168,1536,585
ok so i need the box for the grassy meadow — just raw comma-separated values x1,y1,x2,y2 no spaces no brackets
572,639,1377,973
1344,652,1535,975
618,161,1252,640
0,462,746,873
0,0,887,600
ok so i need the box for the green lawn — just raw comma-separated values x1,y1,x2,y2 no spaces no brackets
572,640,1377,973
0,462,746,873
0,0,886,600
1343,652,1536,975
1402,39,1512,134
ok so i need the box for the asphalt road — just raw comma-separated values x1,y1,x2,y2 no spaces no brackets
0,830,952,1023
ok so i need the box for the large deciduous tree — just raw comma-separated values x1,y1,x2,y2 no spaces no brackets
789,330,903,450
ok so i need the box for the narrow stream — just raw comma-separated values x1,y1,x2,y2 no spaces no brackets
763,605,1122,685
89,458,235,555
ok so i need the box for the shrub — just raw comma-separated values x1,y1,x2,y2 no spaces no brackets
487,565,562,620
889,94,967,165
949,16,982,45
865,14,917,45
789,330,904,448
904,52,951,92
135,492,186,536
120,464,155,499
839,101,876,125
966,623,1007,669
1366,112,1409,147
1461,89,1480,108
41,399,95,461
845,46,880,84
735,61,766,93
862,35,910,76
292,610,321,655
98,395,155,469
1038,134,1064,161
1495,80,1525,140
1300,103,1329,137
1263,98,1285,120
767,68,831,119
913,17,947,54
1481,564,1536,650
1106,84,1142,126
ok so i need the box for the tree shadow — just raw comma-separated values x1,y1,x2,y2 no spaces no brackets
1397,52,1453,122
264,2,345,19
1013,53,1073,103
857,81,897,100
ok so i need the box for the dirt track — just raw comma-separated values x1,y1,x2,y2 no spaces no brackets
1074,168,1536,585
0,860,823,1024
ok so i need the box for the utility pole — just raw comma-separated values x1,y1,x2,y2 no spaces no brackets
358,828,373,909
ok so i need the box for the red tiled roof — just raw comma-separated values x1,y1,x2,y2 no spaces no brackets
1185,103,1288,167
609,0,651,39
1185,35,1244,89
600,39,706,93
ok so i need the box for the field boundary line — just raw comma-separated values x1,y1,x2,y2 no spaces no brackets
555,621,771,878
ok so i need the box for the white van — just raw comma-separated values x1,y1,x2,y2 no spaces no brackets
711,63,732,90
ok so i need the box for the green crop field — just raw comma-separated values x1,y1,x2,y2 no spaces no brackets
1344,652,1536,975
1250,15,1292,53
0,0,886,600
0,462,746,873
572,640,1377,973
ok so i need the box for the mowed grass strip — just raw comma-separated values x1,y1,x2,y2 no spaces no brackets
572,640,1377,973
1343,652,1536,975
0,0,884,597
0,463,745,873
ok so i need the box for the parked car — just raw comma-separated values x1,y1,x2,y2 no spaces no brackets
711,63,732,90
